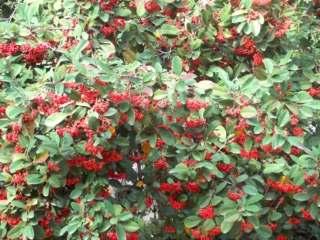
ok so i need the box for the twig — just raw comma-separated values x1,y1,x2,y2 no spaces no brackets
8,3,18,23
0,52,17,86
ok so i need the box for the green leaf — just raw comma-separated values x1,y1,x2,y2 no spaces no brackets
263,58,274,74
236,174,248,183
116,224,126,240
26,174,42,185
49,176,61,188
293,193,311,201
115,8,131,17
33,226,46,239
240,106,257,118
240,0,252,8
278,110,290,127
253,68,267,80
224,209,240,222
0,118,10,129
203,219,215,230
271,211,282,221
111,136,129,147
123,50,136,63
6,106,26,119
0,156,11,164
214,125,226,139
250,20,261,36
33,151,49,164
24,225,34,239
256,225,272,238
99,12,109,22
127,107,135,125
153,90,167,100
221,220,233,233
10,160,25,173
196,80,216,90
99,220,111,232
158,128,175,146
45,113,68,127
7,222,24,239
243,185,258,195
172,56,182,76
74,40,88,56
287,136,304,148
263,164,283,174
307,136,320,147
310,202,319,219
160,24,180,36
202,10,212,25
220,4,231,22
176,80,186,92
248,215,260,229
184,216,202,228
283,8,295,17
190,39,202,51
104,200,115,215
272,134,285,149
122,221,140,232
199,196,211,208
70,188,82,199
104,108,117,116
119,212,133,221
68,224,78,234
137,0,146,16
88,116,100,131
211,67,230,83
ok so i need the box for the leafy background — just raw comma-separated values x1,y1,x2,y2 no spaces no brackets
0,0,320,239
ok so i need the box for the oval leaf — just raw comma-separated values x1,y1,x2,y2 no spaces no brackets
45,113,68,127
240,106,257,118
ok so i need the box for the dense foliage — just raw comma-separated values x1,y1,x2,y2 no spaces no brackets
1,0,320,239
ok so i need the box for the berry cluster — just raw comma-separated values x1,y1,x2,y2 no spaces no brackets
274,21,291,38
145,197,153,208
107,169,126,179
106,232,138,240
240,220,254,233
267,178,302,193
21,42,50,63
0,42,20,56
159,181,183,192
253,0,272,6
246,11,261,20
128,154,146,163
164,226,175,233
301,209,313,220
240,148,260,159
234,37,256,56
169,193,186,210
103,150,123,163
217,163,234,173
199,205,216,219
154,157,168,169
186,99,209,110
185,118,205,128
253,52,265,66
109,92,129,102
185,182,201,192
206,226,221,235
6,123,22,143
228,190,245,202
308,87,320,96
292,127,304,136
145,1,161,14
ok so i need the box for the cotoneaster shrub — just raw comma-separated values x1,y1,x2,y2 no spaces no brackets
0,0,320,240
